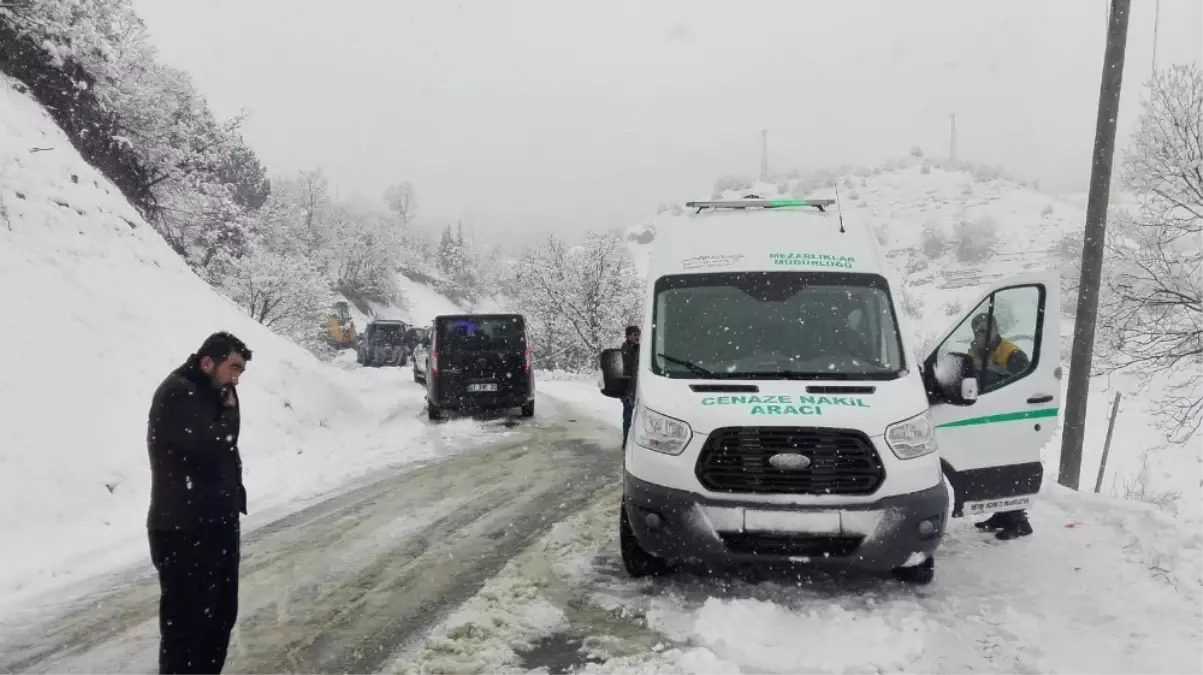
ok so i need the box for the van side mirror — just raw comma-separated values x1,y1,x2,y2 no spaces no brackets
925,352,978,406
599,348,628,399
960,377,979,403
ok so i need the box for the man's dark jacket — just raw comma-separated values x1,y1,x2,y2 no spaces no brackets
147,355,247,530
620,340,639,398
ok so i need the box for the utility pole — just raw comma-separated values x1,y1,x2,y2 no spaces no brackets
1094,392,1123,493
759,130,769,182
949,113,957,161
1059,0,1131,490
1152,0,1160,75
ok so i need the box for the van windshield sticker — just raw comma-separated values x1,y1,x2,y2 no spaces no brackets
770,252,856,269
700,394,870,417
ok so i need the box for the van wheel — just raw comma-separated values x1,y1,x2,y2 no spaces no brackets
427,402,443,421
620,500,672,578
413,367,421,382
520,401,535,418
892,555,935,585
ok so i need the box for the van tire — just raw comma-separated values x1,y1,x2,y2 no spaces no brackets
620,500,672,578
520,401,535,418
892,555,935,585
427,402,443,421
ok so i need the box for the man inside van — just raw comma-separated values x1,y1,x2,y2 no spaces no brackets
968,313,1035,541
620,326,641,446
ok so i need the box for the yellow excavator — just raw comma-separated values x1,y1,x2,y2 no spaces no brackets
324,301,359,349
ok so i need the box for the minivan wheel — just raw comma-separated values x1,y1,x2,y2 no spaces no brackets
620,500,672,578
892,555,935,585
520,401,535,418
427,402,443,421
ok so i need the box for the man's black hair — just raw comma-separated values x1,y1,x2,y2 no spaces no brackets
197,332,252,364
626,325,641,337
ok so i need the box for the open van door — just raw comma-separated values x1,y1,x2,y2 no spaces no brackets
923,271,1062,518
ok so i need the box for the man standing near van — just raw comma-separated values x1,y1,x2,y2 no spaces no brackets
620,326,641,446
147,332,251,674
968,313,1035,541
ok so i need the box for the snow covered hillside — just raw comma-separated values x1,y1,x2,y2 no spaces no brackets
0,75,490,610
338,273,468,331
624,163,1201,516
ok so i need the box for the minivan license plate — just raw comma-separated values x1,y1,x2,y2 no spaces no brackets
467,383,498,393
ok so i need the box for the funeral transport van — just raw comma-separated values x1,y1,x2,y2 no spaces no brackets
598,197,1061,584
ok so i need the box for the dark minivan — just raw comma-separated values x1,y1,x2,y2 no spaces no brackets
425,314,534,420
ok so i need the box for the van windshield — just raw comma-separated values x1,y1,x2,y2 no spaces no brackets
438,316,525,351
651,271,906,380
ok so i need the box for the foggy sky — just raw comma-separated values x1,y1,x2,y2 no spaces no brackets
131,0,1201,246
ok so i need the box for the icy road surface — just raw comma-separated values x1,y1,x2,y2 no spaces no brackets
0,396,620,674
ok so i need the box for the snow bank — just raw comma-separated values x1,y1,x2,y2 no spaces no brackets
0,75,464,611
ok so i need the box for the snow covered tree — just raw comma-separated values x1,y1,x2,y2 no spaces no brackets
223,242,332,350
1099,64,1203,442
330,207,402,303
511,230,642,370
920,218,948,259
216,140,271,212
953,214,1001,263
432,222,480,300
383,181,417,226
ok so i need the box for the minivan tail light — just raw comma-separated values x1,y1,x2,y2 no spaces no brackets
430,351,439,377
523,346,532,375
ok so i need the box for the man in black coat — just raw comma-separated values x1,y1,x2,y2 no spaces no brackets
620,326,640,446
147,332,251,674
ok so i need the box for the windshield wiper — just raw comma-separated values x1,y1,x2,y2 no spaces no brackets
657,353,717,377
745,369,901,381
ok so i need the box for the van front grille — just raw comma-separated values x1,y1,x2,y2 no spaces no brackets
696,427,884,495
719,533,864,558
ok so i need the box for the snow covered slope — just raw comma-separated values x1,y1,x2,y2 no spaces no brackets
624,162,1201,513
0,75,467,609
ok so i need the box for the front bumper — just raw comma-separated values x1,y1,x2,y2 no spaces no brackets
624,472,948,571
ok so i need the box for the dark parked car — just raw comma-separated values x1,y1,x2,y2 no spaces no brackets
425,314,534,420
357,319,409,367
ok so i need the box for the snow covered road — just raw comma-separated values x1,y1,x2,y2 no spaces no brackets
0,395,622,674
399,486,1203,675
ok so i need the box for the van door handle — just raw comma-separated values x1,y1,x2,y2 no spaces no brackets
1027,394,1054,404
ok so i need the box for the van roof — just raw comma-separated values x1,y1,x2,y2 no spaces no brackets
434,313,525,322
647,202,883,278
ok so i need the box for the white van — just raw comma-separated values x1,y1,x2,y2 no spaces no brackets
598,197,1061,584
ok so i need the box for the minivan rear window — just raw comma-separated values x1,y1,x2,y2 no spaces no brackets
373,323,405,345
438,317,525,350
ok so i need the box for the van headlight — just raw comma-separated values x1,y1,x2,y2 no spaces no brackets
885,411,937,460
634,405,692,456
